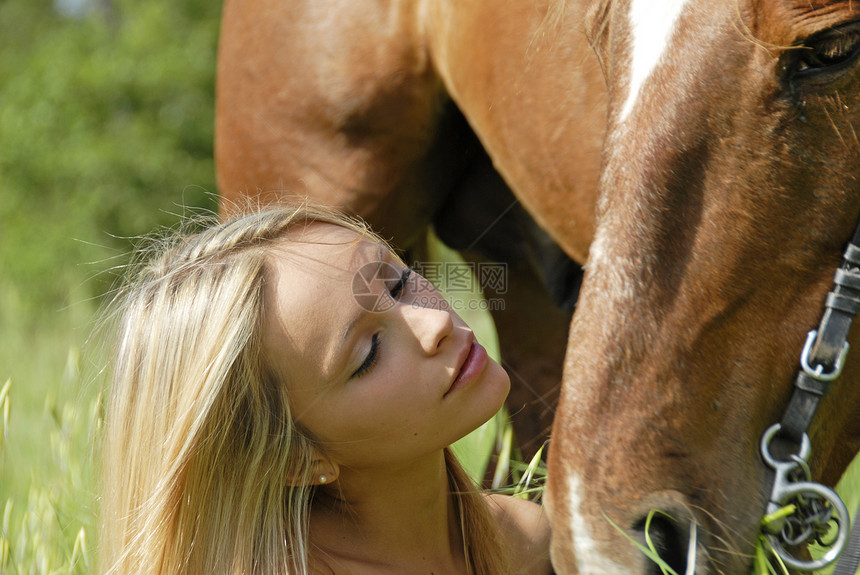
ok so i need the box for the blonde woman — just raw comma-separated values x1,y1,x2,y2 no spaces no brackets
100,203,552,575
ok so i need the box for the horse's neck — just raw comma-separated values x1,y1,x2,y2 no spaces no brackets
424,0,607,262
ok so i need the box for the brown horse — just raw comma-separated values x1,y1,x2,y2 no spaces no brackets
215,0,860,573
215,0,606,458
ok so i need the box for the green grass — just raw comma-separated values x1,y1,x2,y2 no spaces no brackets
0,310,101,574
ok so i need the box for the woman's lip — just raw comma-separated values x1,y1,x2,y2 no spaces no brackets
444,340,488,397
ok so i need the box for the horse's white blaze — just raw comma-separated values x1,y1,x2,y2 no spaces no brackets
619,0,691,122
567,473,629,575
584,213,638,322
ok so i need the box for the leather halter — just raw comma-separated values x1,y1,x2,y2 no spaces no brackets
759,221,860,572
780,222,860,444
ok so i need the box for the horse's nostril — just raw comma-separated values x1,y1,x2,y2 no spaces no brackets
634,513,689,575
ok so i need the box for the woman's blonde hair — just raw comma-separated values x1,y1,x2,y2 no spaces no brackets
99,202,513,575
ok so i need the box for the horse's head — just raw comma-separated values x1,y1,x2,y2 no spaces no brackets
546,0,860,573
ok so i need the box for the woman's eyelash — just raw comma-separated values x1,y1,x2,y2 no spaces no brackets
352,333,380,379
351,267,410,380
390,267,412,299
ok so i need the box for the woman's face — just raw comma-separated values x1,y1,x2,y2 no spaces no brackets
262,224,510,469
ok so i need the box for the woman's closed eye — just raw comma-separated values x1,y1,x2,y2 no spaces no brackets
351,267,412,379
389,267,412,300
352,333,380,379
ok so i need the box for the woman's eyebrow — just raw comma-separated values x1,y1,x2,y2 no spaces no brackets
339,311,364,348
337,242,387,347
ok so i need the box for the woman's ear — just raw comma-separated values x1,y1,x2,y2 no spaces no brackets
287,456,339,486
309,458,339,486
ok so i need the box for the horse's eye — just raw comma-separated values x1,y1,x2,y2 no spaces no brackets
796,22,860,76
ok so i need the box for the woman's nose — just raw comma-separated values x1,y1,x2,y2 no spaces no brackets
402,300,455,355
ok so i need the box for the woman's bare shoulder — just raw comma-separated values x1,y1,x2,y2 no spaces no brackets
485,493,553,575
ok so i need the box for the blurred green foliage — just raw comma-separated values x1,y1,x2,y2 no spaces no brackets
0,1,222,567
0,0,220,319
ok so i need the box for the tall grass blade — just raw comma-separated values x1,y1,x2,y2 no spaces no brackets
0,379,10,459
69,527,88,573
513,443,545,499
754,535,790,575
0,501,10,574
605,512,681,575
491,424,513,490
757,505,793,575
643,510,676,575
2,500,10,537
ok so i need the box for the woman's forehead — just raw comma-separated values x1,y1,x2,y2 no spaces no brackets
262,224,386,364
268,224,383,274
263,221,401,318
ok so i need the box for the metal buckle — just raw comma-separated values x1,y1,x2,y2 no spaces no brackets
760,424,851,571
800,330,849,382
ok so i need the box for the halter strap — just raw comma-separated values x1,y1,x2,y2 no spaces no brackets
779,220,860,443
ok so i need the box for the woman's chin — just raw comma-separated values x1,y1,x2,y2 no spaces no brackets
479,361,512,420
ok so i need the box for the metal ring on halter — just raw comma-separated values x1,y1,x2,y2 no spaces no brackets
760,424,851,571
800,330,850,381
760,423,810,468
764,481,850,572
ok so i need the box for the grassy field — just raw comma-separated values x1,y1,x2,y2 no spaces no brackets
0,303,100,573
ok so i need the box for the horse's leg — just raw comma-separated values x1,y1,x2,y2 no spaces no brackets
490,262,573,457
435,147,579,459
